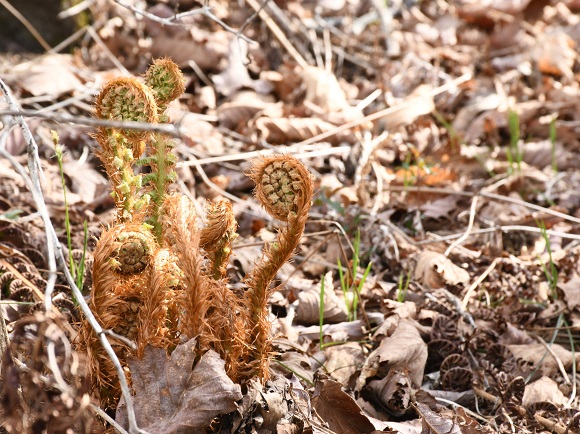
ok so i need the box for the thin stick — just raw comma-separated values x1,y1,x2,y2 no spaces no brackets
0,288,9,375
534,335,571,385
179,145,351,167
421,225,580,245
294,73,471,147
113,0,254,44
461,258,499,310
58,0,92,19
386,185,580,226
244,0,309,68
0,0,51,51
92,404,130,434
0,109,181,135
85,26,130,75
445,195,479,257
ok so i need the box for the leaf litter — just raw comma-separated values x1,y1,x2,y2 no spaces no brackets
1,0,580,433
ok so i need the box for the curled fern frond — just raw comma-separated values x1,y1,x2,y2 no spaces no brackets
95,77,158,146
200,201,238,280
145,57,186,110
243,155,313,381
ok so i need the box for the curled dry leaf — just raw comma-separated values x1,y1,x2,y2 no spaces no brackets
295,271,348,325
116,339,242,433
311,378,375,434
522,376,567,407
367,367,413,417
558,277,580,311
507,343,580,377
414,251,470,289
414,402,462,434
358,318,428,389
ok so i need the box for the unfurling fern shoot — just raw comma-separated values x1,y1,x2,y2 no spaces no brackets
243,155,313,380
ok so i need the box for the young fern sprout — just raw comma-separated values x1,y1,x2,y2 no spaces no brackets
93,78,158,221
200,201,238,281
80,59,185,407
79,58,315,413
140,59,185,239
243,155,313,380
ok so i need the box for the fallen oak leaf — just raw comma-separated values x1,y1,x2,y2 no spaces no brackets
414,402,462,434
311,378,375,434
414,251,470,289
357,318,428,390
116,339,242,433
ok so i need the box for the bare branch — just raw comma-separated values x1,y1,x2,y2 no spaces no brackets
0,109,183,136
113,0,255,44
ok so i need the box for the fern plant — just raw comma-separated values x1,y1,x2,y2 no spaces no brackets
77,59,314,409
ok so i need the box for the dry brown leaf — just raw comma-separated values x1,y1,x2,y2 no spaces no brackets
253,117,356,145
358,318,427,389
457,0,533,26
217,90,275,130
247,376,300,432
295,319,370,343
533,32,577,78
167,107,225,156
522,376,567,407
383,85,436,130
414,251,470,289
12,54,84,97
295,271,348,325
302,66,351,113
323,343,365,384
479,194,533,226
415,402,462,434
558,277,580,311
311,378,375,434
420,196,460,220
452,92,500,142
270,350,314,385
498,323,535,345
507,343,580,377
367,368,413,416
116,340,242,433
144,6,228,69
213,39,273,97
522,140,576,171
301,66,363,124
62,159,109,205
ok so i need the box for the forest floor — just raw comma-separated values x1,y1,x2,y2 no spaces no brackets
0,0,580,433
